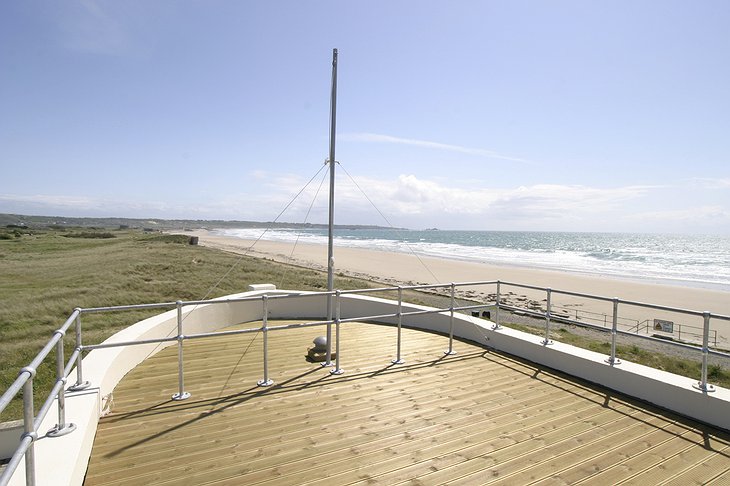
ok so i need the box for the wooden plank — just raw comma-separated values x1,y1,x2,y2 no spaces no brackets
83,321,730,486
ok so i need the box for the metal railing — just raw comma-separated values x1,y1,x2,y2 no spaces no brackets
1,280,729,486
548,304,719,347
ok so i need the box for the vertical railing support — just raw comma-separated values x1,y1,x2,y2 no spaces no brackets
493,281,502,330
258,296,274,386
392,286,405,364
22,371,36,486
444,283,457,355
323,292,334,368
331,291,345,375
171,301,191,400
47,331,76,437
605,299,621,366
69,310,89,391
542,288,553,345
693,311,716,392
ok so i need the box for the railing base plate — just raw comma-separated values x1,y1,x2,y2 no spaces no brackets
171,392,191,400
68,381,90,392
257,379,274,387
47,423,77,438
692,382,716,393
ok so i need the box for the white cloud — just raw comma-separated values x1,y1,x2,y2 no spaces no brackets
690,178,730,190
0,193,196,218
341,132,529,163
630,206,730,223
0,194,97,208
329,175,650,216
0,176,678,231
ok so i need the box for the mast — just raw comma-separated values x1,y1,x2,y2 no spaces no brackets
327,48,338,308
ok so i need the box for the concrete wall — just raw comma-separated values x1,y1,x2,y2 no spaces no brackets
0,421,22,464
5,289,729,485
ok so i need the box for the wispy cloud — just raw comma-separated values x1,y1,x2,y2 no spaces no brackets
0,177,666,231
690,178,730,190
294,174,655,223
0,193,197,218
55,0,131,55
341,132,529,163
0,194,97,208
630,206,730,223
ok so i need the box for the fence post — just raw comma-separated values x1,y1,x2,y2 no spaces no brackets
392,286,405,364
693,311,715,392
69,310,89,391
605,299,621,366
47,332,77,437
542,288,553,345
258,295,274,386
493,281,502,330
331,291,345,375
171,301,191,400
444,283,457,355
22,371,36,486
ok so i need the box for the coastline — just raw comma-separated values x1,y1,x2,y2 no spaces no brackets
184,229,730,346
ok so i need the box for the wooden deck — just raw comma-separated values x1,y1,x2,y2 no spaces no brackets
84,321,730,485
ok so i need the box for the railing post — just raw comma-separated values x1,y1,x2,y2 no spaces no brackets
493,281,502,330
171,301,191,400
605,299,621,366
444,283,457,355
331,291,345,375
392,286,405,364
693,311,715,392
47,331,77,437
541,288,553,345
22,369,36,486
69,310,89,391
258,295,274,386
323,292,334,368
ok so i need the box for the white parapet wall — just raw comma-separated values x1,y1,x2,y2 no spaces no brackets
5,288,729,485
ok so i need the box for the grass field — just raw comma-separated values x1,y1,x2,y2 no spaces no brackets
1,227,728,422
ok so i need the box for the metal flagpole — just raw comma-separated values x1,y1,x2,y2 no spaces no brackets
324,48,338,366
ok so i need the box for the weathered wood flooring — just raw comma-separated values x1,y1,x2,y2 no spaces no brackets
84,321,730,485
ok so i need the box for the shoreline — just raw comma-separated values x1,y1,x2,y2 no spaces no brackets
183,229,730,346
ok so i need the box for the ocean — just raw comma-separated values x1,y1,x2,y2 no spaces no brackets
214,228,730,292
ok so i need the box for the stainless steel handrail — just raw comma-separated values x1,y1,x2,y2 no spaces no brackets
1,280,729,486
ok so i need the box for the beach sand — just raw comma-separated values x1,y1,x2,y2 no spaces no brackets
184,230,730,347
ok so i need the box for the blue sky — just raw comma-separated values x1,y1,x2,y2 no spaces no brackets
1,1,728,233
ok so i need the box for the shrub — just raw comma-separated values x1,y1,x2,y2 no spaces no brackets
63,232,117,239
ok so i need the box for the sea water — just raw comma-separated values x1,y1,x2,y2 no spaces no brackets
214,228,730,292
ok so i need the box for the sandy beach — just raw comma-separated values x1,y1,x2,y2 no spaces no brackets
184,230,730,347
